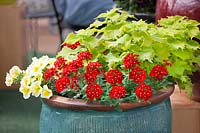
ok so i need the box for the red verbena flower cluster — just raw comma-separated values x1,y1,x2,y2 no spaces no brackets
84,62,103,100
109,86,126,99
85,83,103,101
105,69,127,99
63,41,80,49
135,83,153,101
44,68,56,81
106,69,123,85
150,64,168,81
77,51,93,61
129,67,146,84
123,53,140,69
123,53,169,101
43,50,93,93
56,77,70,93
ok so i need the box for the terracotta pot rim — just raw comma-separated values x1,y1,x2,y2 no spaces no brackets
42,85,175,111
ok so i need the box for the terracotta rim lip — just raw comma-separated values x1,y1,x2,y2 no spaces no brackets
42,85,175,111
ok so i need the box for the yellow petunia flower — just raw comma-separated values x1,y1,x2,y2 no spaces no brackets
32,73,43,82
5,73,13,86
19,85,31,99
47,58,56,69
41,85,53,99
30,81,42,97
38,56,49,68
9,66,22,79
20,76,31,86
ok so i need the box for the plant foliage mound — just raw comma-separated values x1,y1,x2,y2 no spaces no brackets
6,9,200,109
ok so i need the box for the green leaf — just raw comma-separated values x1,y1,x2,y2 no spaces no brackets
169,40,186,50
138,48,155,62
64,33,80,44
56,46,83,61
177,77,193,96
171,50,194,60
167,60,191,77
186,40,200,50
88,20,105,28
105,53,122,69
153,42,170,61
158,16,186,27
193,55,200,66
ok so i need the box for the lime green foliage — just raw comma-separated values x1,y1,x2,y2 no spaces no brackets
58,9,200,93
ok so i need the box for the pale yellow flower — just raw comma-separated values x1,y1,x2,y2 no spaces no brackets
32,57,38,63
41,85,53,99
29,63,43,76
38,56,49,69
5,73,13,86
30,81,42,97
19,85,31,99
47,58,56,68
20,76,31,86
31,73,43,83
9,66,22,79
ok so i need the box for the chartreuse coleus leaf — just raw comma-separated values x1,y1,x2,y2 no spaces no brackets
56,46,84,61
96,8,134,22
107,34,131,51
186,40,200,50
171,49,194,60
168,39,187,50
96,8,120,20
101,22,125,40
138,47,155,63
152,42,170,62
158,15,200,38
176,77,193,96
104,52,122,69
63,33,80,44
167,60,192,77
193,55,200,67
158,16,186,28
64,32,98,52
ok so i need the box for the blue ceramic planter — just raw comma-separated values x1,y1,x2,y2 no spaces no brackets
40,98,172,133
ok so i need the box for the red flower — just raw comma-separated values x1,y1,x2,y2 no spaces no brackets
43,68,56,81
63,41,80,49
77,51,93,61
54,57,66,69
84,70,98,83
70,59,83,69
62,60,83,77
135,83,152,101
85,83,103,101
86,62,102,74
150,64,168,81
70,76,80,90
106,69,123,85
109,86,126,99
163,60,174,67
56,77,70,93
123,53,140,69
62,64,71,77
129,67,146,84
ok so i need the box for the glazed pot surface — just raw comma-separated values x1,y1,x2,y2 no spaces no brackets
40,98,172,133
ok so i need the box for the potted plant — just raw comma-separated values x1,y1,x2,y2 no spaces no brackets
5,8,200,132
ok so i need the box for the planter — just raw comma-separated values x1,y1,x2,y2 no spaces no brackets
40,85,174,133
